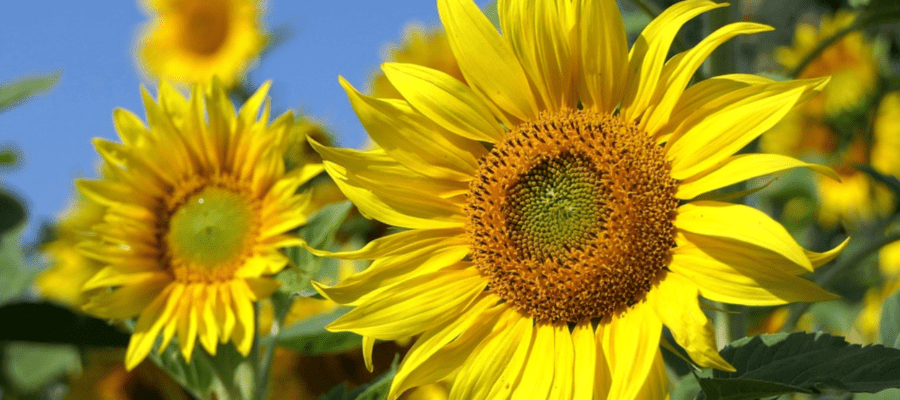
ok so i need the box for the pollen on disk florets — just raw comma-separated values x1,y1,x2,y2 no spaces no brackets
465,109,679,323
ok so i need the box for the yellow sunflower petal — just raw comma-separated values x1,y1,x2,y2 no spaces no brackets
807,237,850,268
176,286,200,362
601,301,662,400
340,77,484,181
548,323,575,400
667,78,827,180
650,272,734,371
230,281,255,355
677,153,839,199
304,227,465,260
312,142,466,230
577,0,629,113
572,321,597,400
363,335,375,373
622,0,726,121
125,284,182,370
327,268,486,340
676,201,813,271
112,108,151,147
381,62,505,143
451,310,533,400
671,243,837,305
439,0,539,123
635,349,670,400
499,0,575,110
644,22,773,134
593,322,612,399
511,324,556,399
315,241,469,306
82,273,171,319
666,74,775,135
198,285,218,355
389,294,503,400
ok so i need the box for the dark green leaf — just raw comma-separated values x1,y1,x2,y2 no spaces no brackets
857,164,900,205
0,72,60,112
0,189,26,235
699,332,900,400
3,342,79,393
150,340,251,400
881,290,900,349
279,307,361,355
0,302,129,346
860,0,900,25
277,201,352,295
318,355,398,400
0,227,27,304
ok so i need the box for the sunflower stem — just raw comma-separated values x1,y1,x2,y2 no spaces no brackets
786,22,861,79
253,293,293,400
781,232,900,332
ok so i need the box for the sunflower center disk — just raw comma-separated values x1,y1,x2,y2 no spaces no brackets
167,187,256,279
466,109,679,323
181,3,230,55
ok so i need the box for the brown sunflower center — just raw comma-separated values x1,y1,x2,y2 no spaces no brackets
164,183,259,282
180,3,230,56
466,109,678,323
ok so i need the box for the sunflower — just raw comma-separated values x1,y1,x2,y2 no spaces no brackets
77,80,323,370
136,0,266,87
368,23,464,100
36,194,107,308
311,0,846,398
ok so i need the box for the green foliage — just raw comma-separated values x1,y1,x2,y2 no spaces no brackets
0,72,60,113
150,341,254,400
698,332,900,399
0,148,18,167
318,355,397,400
2,342,79,394
278,307,361,355
0,302,129,346
0,227,29,305
0,189,26,236
277,201,353,296
881,290,900,348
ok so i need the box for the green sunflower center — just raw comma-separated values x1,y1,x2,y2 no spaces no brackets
506,154,605,260
466,109,679,323
167,187,256,270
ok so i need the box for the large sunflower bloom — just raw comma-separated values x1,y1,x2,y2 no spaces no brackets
136,0,266,87
312,0,846,398
77,81,323,370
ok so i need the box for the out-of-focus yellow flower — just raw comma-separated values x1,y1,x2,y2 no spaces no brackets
762,13,884,230
36,196,106,308
368,24,464,99
854,279,900,343
63,350,191,400
136,0,266,87
814,93,900,229
776,11,878,117
880,237,900,279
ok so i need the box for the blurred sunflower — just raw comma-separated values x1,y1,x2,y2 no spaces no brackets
36,195,106,308
311,0,845,398
136,0,266,87
77,80,323,370
368,23,464,100
760,12,884,229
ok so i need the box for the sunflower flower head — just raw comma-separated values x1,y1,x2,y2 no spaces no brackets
311,0,845,398
77,80,323,370
36,195,107,308
136,0,266,87
367,23,464,99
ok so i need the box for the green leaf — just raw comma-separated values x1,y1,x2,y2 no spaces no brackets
0,227,28,304
150,341,251,400
318,355,398,400
2,342,80,393
881,290,900,349
278,307,361,355
277,201,352,295
0,189,26,236
860,0,900,25
0,302,130,346
0,72,60,113
698,332,900,400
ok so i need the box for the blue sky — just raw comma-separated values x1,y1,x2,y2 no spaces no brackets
0,0,489,241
